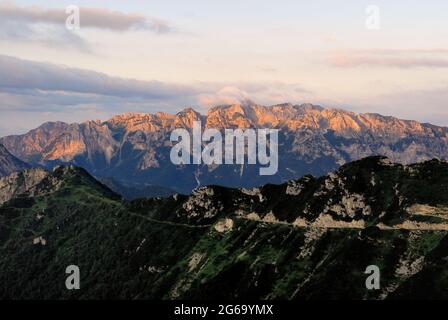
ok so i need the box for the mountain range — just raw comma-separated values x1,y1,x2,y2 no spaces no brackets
1,156,448,299
1,102,447,194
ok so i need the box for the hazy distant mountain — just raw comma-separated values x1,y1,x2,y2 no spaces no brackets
1,156,448,299
0,144,30,177
1,102,447,193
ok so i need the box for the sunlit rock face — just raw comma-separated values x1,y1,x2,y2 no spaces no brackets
1,102,447,193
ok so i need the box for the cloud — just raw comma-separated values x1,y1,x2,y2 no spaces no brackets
342,49,448,55
0,2,175,33
0,55,197,100
0,55,318,135
0,55,314,112
0,19,90,50
328,49,448,69
258,66,278,73
330,56,448,69
197,86,251,106
0,54,203,134
1,54,446,137
196,83,313,109
0,2,176,50
375,86,448,125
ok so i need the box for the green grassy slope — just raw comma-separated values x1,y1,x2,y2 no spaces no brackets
1,158,448,299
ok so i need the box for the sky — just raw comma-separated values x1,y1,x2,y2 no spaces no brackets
0,0,447,135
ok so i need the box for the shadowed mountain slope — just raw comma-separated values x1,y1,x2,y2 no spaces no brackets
1,157,448,299
0,144,30,177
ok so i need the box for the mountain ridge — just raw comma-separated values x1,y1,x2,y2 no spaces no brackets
1,102,447,193
1,156,448,299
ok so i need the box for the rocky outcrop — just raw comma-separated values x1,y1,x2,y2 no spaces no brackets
0,165,118,205
0,168,49,204
169,156,448,229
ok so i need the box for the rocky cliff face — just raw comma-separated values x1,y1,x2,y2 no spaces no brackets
0,168,49,204
1,157,448,299
0,144,30,177
158,156,448,230
1,103,447,193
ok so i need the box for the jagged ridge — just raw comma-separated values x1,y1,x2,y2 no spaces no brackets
1,102,447,193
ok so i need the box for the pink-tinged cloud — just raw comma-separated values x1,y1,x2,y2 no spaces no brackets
330,56,448,69
0,2,174,33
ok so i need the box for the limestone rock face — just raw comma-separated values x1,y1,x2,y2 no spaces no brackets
0,168,49,204
174,156,448,229
1,103,447,193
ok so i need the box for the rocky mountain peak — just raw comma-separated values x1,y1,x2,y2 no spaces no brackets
205,103,258,128
1,103,448,194
174,107,203,128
